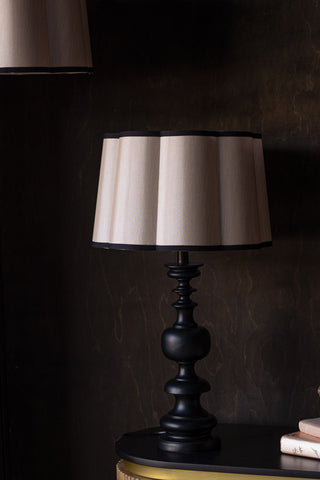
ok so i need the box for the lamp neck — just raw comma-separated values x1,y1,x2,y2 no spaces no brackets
177,251,189,265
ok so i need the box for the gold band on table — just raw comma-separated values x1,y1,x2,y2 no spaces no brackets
116,460,319,480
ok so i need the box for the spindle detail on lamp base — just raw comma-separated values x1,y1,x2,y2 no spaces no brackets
159,251,219,453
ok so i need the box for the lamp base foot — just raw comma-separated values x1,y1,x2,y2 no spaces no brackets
158,433,220,453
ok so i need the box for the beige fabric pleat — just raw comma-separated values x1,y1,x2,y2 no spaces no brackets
0,1,50,67
0,0,92,70
156,136,221,246
111,136,160,245
92,133,272,249
46,0,92,67
92,139,119,244
218,136,260,245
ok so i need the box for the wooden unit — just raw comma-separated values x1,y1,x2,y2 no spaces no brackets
116,425,320,480
116,460,320,480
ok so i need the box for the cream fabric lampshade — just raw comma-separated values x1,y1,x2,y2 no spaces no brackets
0,0,92,74
92,131,272,250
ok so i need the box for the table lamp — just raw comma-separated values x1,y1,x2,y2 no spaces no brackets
92,130,272,454
0,0,92,74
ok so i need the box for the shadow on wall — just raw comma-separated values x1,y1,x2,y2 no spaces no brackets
265,147,320,240
192,147,320,428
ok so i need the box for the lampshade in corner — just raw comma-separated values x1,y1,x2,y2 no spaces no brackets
93,131,272,250
0,0,92,74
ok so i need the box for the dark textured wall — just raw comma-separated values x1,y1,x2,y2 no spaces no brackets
1,0,320,479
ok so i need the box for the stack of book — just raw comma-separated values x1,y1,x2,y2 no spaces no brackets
281,418,320,459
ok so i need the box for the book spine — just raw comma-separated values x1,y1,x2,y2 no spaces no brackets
299,421,320,439
281,435,320,459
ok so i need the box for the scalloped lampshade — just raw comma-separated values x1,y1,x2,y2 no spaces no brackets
0,0,92,74
93,131,272,250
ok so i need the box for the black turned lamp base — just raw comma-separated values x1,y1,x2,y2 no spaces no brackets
159,251,218,453
159,431,220,453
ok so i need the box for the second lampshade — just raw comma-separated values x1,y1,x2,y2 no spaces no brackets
0,0,92,74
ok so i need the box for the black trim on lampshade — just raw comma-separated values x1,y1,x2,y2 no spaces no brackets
0,66,93,74
160,130,262,138
92,241,272,251
103,131,160,139
92,242,156,251
103,130,262,139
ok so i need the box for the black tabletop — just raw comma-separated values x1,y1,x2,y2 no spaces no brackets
116,424,320,478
